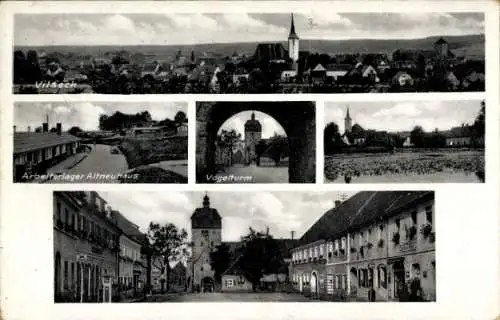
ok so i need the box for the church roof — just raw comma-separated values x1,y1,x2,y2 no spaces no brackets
434,37,448,45
288,13,299,40
244,113,262,132
191,195,222,229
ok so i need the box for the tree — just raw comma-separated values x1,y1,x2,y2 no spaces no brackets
209,243,232,284
255,140,268,166
217,129,242,167
238,227,285,292
267,134,288,166
472,100,485,145
13,50,27,84
324,122,343,154
68,126,83,136
174,111,187,124
35,126,42,133
146,222,189,293
410,126,426,148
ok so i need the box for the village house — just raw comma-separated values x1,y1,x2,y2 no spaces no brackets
289,191,435,302
442,125,474,147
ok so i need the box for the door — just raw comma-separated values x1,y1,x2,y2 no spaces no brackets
299,276,303,292
393,261,405,299
310,273,318,297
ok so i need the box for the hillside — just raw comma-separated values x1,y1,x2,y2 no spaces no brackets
15,34,484,61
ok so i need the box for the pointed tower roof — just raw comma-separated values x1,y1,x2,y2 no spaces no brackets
345,107,352,120
191,193,221,229
288,13,299,40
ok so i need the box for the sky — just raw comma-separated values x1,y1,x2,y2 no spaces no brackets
14,102,187,132
14,13,484,46
218,111,286,139
98,191,356,242
325,100,483,133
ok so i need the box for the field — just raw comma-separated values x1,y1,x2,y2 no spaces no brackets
324,149,485,183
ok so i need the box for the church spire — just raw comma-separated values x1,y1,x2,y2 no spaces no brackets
345,106,351,120
288,13,299,40
251,112,255,120
203,192,210,208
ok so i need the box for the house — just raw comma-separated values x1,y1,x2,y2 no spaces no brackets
442,125,473,147
391,71,414,87
345,64,379,83
280,70,297,82
461,71,485,90
168,262,187,292
141,62,171,81
221,238,298,292
290,191,436,302
444,71,460,90
325,64,351,81
232,68,249,84
402,136,414,147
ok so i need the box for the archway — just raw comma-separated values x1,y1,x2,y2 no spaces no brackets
196,102,316,183
54,252,61,300
310,271,319,297
201,276,215,292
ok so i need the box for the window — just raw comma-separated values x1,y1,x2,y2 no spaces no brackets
368,228,372,241
425,206,433,224
314,247,318,258
309,248,313,258
411,211,417,225
71,262,75,286
56,202,61,220
319,244,324,256
341,238,346,250
225,279,234,288
335,240,339,251
64,261,69,288
377,265,387,289
359,233,363,246
343,275,347,290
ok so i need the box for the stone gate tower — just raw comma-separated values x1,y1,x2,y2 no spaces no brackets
188,193,222,292
244,112,262,164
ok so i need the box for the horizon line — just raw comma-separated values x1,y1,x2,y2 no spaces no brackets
13,33,485,48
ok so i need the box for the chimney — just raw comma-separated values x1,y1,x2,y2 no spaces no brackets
291,231,295,240
42,123,48,133
335,200,342,208
56,123,62,135
13,125,16,133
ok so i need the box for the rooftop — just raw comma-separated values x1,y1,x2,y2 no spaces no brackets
14,132,81,154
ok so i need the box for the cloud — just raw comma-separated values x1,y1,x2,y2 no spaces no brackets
325,100,482,133
14,102,187,131
14,12,483,46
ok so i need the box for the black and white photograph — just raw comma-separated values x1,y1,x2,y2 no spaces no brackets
324,100,485,183
13,12,484,94
13,102,188,183
53,190,436,303
196,101,315,184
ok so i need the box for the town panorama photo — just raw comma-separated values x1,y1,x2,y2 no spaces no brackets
13,13,484,94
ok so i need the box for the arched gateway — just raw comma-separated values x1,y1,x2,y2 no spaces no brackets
196,102,316,183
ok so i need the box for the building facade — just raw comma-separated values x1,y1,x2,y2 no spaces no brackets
13,122,82,181
187,194,222,292
290,191,436,302
53,191,121,302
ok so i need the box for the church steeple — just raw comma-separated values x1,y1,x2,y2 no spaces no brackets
251,112,255,120
288,13,299,40
344,106,353,133
203,192,210,208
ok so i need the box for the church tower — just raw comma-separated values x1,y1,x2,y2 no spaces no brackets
288,13,300,65
344,107,353,133
188,193,222,292
244,112,262,164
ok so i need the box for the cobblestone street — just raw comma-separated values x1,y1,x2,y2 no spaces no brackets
137,292,316,302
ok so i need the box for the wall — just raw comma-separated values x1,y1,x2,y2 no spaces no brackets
221,275,253,292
